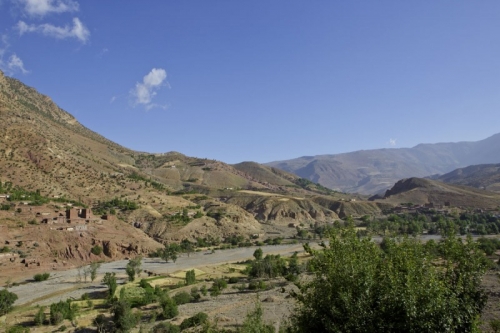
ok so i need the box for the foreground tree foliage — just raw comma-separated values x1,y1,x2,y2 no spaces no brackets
0,289,18,316
287,225,488,333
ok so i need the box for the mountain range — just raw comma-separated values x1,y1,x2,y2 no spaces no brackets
266,134,500,195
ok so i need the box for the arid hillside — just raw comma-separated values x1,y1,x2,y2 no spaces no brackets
436,163,500,192
375,177,500,209
1,70,390,278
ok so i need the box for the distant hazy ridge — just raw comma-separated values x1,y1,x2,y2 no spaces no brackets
267,134,500,195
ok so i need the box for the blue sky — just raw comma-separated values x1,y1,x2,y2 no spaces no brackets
1,1,499,164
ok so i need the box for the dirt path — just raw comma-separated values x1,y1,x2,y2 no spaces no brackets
8,243,306,307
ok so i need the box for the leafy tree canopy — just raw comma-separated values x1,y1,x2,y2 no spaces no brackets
287,225,488,333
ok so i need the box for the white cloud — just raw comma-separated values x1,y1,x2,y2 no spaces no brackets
110,96,116,103
16,17,90,43
8,54,29,74
131,68,168,108
389,138,397,146
17,0,79,17
0,35,29,75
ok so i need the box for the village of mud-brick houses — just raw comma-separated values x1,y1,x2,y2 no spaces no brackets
0,200,116,270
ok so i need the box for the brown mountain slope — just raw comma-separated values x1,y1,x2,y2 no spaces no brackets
437,164,500,192
0,70,362,232
378,177,500,209
0,70,336,202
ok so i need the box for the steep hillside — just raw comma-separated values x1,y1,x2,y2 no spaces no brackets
376,177,500,209
0,70,361,247
437,164,500,192
267,134,500,195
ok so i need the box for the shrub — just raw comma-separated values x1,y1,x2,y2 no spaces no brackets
185,269,196,285
49,300,76,325
173,291,192,305
151,322,180,333
160,295,178,319
34,306,46,326
91,245,102,256
33,273,50,282
179,312,208,331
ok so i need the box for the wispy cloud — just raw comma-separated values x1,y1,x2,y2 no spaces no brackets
0,35,29,75
97,48,108,58
7,54,29,74
110,96,117,103
130,68,168,109
0,34,9,59
16,17,90,43
16,0,79,17
389,138,397,146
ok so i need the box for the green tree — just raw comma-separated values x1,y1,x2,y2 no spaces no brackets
287,225,488,333
253,248,263,261
111,299,138,333
0,289,18,316
89,262,101,282
185,269,196,285
161,243,180,263
126,256,142,282
102,272,117,299
160,295,178,319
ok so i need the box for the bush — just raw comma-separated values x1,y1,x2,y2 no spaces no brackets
185,269,196,285
173,291,192,305
200,285,208,296
33,273,50,282
160,295,178,319
151,322,180,333
91,245,103,256
49,300,76,325
179,312,208,331
34,306,46,326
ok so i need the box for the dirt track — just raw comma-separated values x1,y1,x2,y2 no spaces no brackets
8,243,306,306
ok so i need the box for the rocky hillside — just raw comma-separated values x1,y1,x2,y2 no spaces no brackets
375,177,500,209
266,134,500,195
436,164,500,192
0,70,382,248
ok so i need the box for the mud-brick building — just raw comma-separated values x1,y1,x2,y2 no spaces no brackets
66,208,93,223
